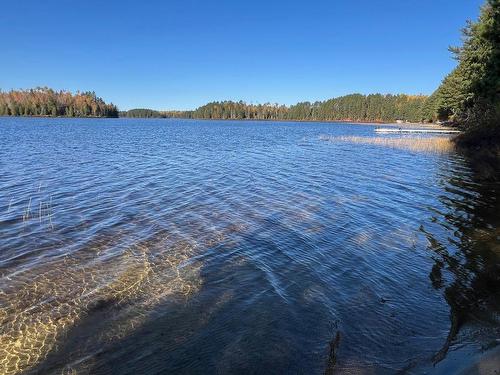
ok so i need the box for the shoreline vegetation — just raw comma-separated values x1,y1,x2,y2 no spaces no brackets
320,135,455,154
119,94,430,124
0,113,440,127
1,91,431,124
0,88,118,118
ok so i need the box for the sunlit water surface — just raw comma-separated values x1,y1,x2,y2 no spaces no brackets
0,118,498,374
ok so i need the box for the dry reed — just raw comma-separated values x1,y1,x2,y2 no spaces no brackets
22,197,32,222
320,135,454,153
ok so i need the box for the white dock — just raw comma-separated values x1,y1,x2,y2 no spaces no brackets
375,128,461,134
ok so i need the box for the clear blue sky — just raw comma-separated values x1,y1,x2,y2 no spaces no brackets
0,0,483,110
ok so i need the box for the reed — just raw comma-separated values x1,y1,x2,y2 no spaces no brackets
47,196,54,230
321,135,454,153
23,197,32,222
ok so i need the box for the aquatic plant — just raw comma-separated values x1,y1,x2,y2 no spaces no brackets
320,135,454,154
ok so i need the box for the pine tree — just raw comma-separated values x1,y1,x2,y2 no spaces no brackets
431,0,500,130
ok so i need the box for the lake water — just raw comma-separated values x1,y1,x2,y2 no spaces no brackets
0,118,498,374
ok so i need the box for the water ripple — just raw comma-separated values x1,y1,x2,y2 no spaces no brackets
0,118,498,374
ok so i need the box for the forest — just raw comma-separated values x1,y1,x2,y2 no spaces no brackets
0,88,118,117
120,94,428,123
0,89,430,123
119,109,192,119
188,94,428,123
119,109,166,118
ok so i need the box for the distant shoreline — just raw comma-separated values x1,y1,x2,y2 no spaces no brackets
0,115,118,119
161,117,445,128
1,115,451,129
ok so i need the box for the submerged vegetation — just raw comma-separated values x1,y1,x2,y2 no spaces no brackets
0,88,118,118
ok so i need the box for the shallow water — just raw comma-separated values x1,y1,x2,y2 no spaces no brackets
0,118,498,374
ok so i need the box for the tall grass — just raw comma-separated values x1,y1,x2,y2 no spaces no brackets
320,135,454,154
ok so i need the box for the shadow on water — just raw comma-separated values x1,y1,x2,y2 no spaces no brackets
25,214,339,375
26,292,202,375
421,153,500,366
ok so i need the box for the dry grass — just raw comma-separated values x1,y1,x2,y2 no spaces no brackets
320,135,455,153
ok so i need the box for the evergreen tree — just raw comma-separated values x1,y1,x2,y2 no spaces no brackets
427,0,500,130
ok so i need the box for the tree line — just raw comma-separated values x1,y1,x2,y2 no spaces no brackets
119,108,193,119
119,108,165,118
122,94,429,123
188,94,428,122
0,88,118,117
0,91,430,123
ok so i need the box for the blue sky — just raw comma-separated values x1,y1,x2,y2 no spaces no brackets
1,0,483,110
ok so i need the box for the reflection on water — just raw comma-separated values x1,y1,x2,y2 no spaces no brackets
422,164,500,366
0,118,498,374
